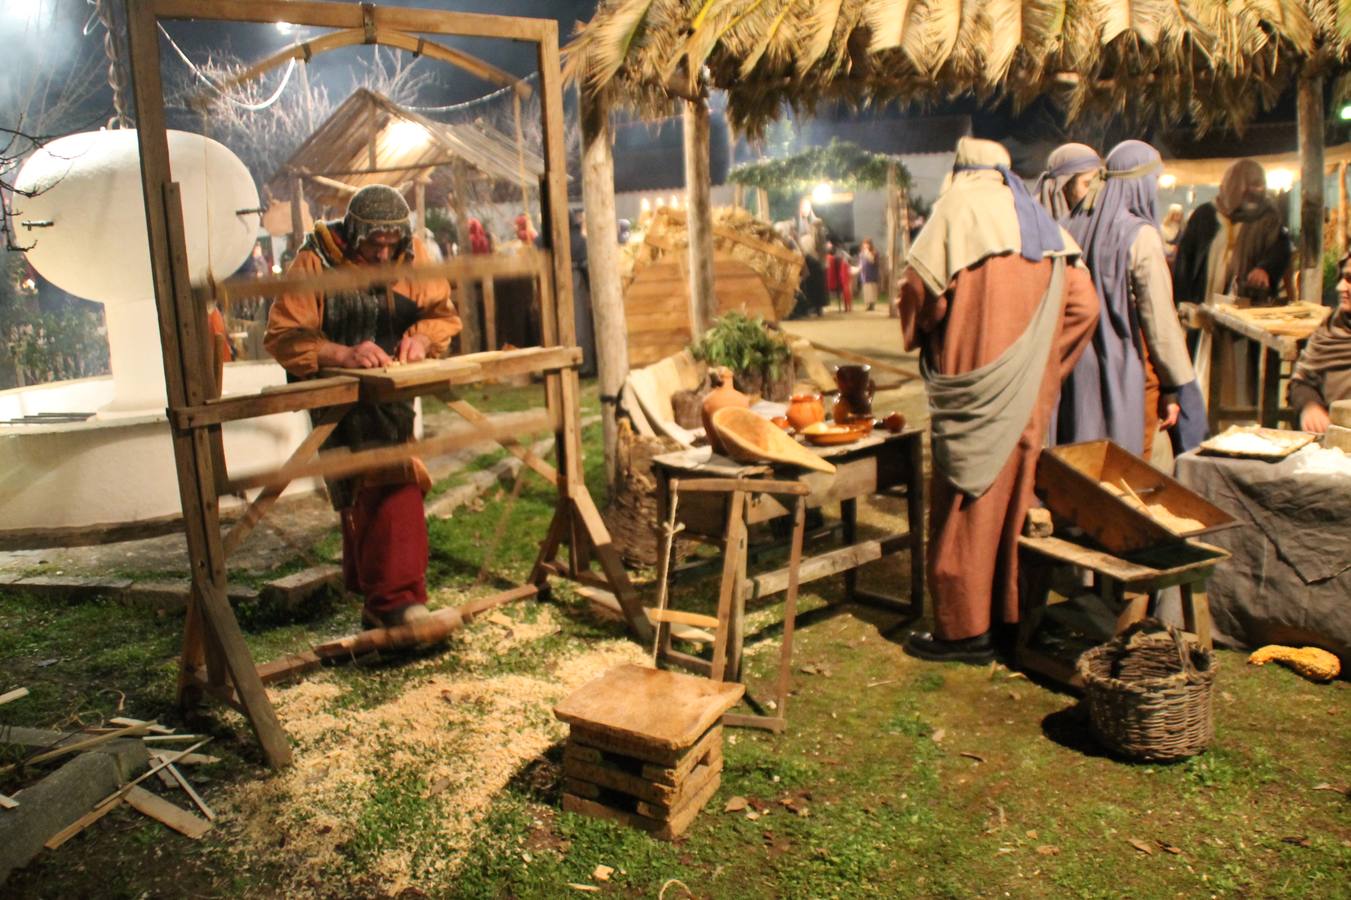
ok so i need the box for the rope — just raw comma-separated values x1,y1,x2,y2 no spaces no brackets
94,0,132,128
402,72,537,113
158,22,297,112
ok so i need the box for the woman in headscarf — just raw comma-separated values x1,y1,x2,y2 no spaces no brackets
1034,143,1102,222
466,218,492,254
1060,140,1196,458
1289,251,1351,432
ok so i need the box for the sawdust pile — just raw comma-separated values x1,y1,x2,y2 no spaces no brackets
220,605,646,895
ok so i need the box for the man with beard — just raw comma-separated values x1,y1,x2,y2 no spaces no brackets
1174,159,1292,307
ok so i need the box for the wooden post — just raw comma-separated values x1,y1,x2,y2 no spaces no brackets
298,58,316,134
884,162,899,294
414,177,427,233
124,0,291,769
1339,160,1348,254
898,180,911,260
755,187,770,223
449,161,480,354
683,97,716,337
732,183,745,211
1298,74,1325,302
290,176,306,253
581,89,628,494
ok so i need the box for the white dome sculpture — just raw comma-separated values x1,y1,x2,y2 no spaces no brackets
14,129,260,413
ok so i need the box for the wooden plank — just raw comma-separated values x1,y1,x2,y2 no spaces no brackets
562,769,719,840
0,792,18,809
446,398,559,485
171,377,359,430
147,4,549,59
646,608,719,629
162,762,215,821
200,251,550,307
223,409,550,493
565,725,723,788
744,534,911,600
148,749,221,767
222,409,346,557
554,664,743,752
256,650,323,685
677,477,810,496
124,785,212,839
563,746,723,807
0,687,29,706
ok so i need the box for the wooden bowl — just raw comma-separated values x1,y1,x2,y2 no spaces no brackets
711,408,836,474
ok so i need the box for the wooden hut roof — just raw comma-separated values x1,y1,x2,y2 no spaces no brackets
565,1,1351,137
269,88,545,211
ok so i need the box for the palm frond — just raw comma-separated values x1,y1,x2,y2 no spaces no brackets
863,0,922,52
797,0,845,73
575,0,665,90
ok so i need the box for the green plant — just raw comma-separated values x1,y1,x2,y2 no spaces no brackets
689,312,791,382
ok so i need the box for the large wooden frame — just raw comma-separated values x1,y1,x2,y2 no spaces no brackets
124,0,650,770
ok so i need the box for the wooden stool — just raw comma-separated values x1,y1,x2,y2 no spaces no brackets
1016,534,1227,688
648,476,809,732
553,664,743,840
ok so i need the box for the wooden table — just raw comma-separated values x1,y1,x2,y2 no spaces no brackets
650,429,925,685
1016,533,1228,688
1198,302,1330,432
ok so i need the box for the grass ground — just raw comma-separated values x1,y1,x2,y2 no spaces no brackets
1,380,1348,899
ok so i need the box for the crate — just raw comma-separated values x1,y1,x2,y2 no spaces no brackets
554,665,743,840
1036,440,1237,555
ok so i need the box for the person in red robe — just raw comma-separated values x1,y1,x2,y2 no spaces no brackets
266,185,461,629
897,138,1100,663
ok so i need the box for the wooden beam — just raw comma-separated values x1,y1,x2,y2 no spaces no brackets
683,97,716,337
581,90,628,495
744,534,912,600
198,250,550,306
171,377,358,430
205,27,528,102
1299,74,1325,302
445,399,558,485
148,0,552,43
221,408,347,557
223,410,551,493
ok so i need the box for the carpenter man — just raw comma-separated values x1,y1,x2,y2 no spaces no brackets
265,185,461,629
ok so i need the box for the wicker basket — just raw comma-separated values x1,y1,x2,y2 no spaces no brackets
1076,619,1217,762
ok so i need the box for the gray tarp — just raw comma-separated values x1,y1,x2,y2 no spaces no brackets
1170,451,1351,670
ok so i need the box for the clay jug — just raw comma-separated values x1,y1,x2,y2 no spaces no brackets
834,364,874,422
786,393,825,431
702,367,749,454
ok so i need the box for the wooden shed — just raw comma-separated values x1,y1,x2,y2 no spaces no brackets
266,88,545,229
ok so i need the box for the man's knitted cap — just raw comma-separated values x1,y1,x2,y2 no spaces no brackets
344,185,412,245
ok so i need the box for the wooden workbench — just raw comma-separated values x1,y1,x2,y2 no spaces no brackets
1198,301,1330,431
650,429,925,682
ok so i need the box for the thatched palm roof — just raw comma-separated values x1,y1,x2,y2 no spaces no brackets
565,1,1351,136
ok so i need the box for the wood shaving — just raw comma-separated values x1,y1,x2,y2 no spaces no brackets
219,605,646,897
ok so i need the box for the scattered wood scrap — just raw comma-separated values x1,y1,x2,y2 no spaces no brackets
0,687,29,706
123,786,212,839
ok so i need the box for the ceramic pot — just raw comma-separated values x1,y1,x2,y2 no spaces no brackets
786,393,825,431
702,367,750,454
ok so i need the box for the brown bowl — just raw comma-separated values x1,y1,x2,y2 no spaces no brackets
712,408,836,473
